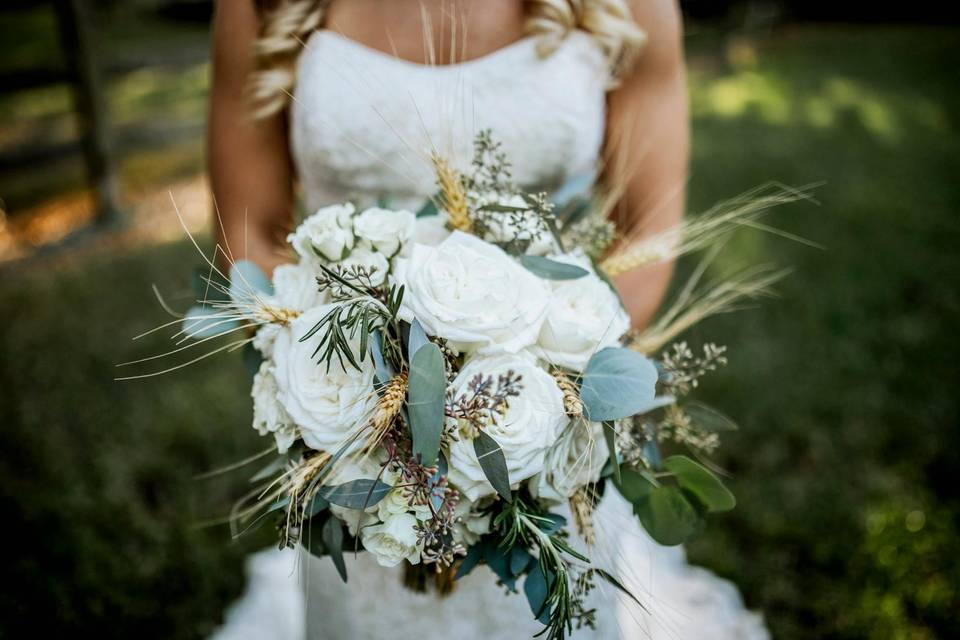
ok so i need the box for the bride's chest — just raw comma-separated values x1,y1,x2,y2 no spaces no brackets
290,31,609,209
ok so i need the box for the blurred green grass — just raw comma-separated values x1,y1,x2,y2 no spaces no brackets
2,22,959,640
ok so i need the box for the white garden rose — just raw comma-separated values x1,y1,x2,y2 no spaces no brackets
272,262,326,311
252,323,281,358
532,418,606,502
536,252,630,371
353,207,416,256
451,495,492,546
288,203,355,262
271,304,378,452
393,232,550,354
412,212,451,247
337,247,390,287
361,512,421,567
447,353,567,500
251,361,299,453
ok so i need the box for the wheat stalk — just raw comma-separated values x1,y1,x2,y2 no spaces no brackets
431,153,472,232
361,372,408,456
570,486,596,546
553,370,584,418
600,183,816,277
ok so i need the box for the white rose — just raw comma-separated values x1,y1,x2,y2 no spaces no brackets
361,512,421,567
251,361,299,453
353,207,416,256
288,203,355,262
272,304,378,452
412,212,451,247
376,486,432,522
252,323,281,358
476,194,555,256
532,418,606,502
536,252,630,371
447,353,567,500
272,262,327,311
452,495,492,546
337,247,390,287
394,232,550,354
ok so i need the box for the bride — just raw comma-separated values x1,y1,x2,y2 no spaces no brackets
207,1,769,638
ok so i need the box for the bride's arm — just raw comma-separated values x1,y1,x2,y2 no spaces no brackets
208,1,294,275
606,0,688,328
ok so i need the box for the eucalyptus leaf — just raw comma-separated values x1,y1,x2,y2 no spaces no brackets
229,259,273,303
634,485,700,546
322,517,347,582
614,466,655,504
455,544,482,580
510,547,535,576
417,196,440,218
602,421,620,484
428,453,449,510
191,267,230,304
523,562,552,624
580,348,659,421
484,545,517,591
519,255,589,280
641,439,662,470
318,479,392,509
306,493,329,518
407,318,430,361
663,455,736,513
182,305,239,339
684,402,739,432
536,512,567,536
408,342,446,466
369,330,394,387
473,431,512,501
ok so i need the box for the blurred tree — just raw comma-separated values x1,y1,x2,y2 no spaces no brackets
54,0,122,227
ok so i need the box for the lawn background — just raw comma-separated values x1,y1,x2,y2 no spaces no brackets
1,6,958,639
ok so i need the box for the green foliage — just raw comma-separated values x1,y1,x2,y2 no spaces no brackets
518,255,589,280
318,479,392,510
472,431,512,501
580,348,659,421
663,455,736,513
407,341,446,467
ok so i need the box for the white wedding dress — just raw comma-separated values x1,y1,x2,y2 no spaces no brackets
211,29,770,640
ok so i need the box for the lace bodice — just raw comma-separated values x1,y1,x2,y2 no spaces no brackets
290,30,609,211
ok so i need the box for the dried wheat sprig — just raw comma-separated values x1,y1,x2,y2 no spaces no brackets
553,370,584,418
360,372,408,456
600,183,814,277
431,153,472,232
631,258,788,355
570,486,597,547
280,451,332,546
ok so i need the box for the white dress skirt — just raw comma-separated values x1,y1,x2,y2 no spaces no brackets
211,29,770,640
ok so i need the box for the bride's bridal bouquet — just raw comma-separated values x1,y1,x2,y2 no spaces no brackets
137,132,792,638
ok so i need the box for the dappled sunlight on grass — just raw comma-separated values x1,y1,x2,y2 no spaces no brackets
689,63,950,143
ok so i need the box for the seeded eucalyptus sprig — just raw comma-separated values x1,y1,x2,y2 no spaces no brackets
300,264,404,371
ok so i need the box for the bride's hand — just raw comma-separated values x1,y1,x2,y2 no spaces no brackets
208,0,294,276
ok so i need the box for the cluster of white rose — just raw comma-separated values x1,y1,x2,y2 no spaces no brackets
249,200,630,568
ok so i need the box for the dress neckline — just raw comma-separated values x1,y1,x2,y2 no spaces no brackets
310,29,542,72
